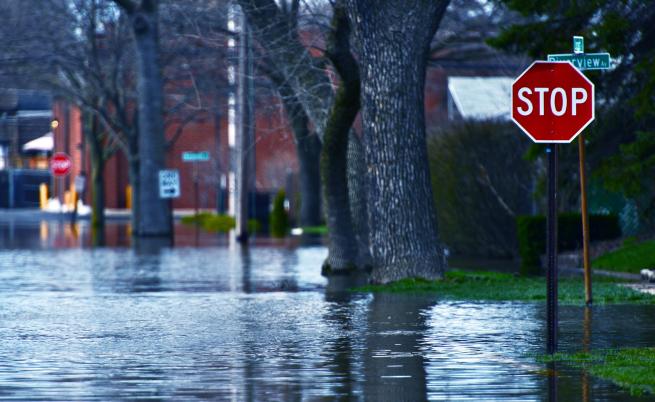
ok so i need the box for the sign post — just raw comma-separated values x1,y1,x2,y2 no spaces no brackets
511,60,595,354
548,38,612,306
182,151,210,217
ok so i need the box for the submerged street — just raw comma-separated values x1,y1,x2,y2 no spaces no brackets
0,219,653,401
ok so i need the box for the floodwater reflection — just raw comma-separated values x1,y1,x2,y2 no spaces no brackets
0,220,654,400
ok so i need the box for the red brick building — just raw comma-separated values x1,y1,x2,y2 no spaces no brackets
52,93,298,211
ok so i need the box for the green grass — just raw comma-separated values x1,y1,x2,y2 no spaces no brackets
593,240,655,274
353,270,655,305
301,225,328,235
181,213,235,233
543,348,655,395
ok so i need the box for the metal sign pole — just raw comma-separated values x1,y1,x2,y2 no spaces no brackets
547,144,559,354
194,161,199,218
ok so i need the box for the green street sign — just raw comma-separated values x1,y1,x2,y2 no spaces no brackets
182,151,210,162
573,36,584,54
546,53,611,70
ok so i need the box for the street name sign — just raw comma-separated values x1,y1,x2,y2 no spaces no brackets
50,152,72,177
511,61,595,143
159,169,180,199
547,53,611,70
182,151,210,162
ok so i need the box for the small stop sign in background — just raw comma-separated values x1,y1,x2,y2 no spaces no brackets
511,61,594,143
50,152,72,177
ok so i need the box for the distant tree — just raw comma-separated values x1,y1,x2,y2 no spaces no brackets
345,0,450,283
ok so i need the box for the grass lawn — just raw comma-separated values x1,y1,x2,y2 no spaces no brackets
544,348,655,395
593,239,655,274
354,270,655,305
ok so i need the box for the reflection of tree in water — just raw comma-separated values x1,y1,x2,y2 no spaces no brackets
363,293,434,401
108,237,169,293
322,283,365,400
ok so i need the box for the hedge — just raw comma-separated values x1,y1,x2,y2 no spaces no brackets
517,213,621,275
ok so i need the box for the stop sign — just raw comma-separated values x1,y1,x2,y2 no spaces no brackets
50,152,72,177
511,61,594,143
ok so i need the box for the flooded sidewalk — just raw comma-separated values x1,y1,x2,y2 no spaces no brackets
0,220,654,400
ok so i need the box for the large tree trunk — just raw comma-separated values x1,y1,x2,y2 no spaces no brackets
321,1,366,272
346,0,449,283
128,1,171,237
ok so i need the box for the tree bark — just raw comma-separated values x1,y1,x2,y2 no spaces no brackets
87,113,105,232
347,132,371,268
321,1,370,272
119,0,171,237
346,0,449,283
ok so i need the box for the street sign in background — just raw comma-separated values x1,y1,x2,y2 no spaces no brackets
182,151,210,162
547,53,611,70
159,169,180,199
50,152,72,177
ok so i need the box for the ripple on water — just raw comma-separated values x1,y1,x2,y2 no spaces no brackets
0,244,654,400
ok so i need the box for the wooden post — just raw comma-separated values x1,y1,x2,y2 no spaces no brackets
579,134,592,305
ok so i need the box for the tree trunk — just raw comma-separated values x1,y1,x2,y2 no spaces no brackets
128,143,140,236
347,132,371,268
86,109,106,246
88,127,105,231
321,1,366,272
276,82,323,228
130,3,171,237
346,0,449,283
292,107,322,228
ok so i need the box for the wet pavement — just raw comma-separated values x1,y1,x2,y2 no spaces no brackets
0,217,654,401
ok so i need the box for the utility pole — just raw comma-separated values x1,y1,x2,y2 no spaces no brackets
235,10,254,243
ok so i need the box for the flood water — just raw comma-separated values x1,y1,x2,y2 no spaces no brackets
1,216,655,401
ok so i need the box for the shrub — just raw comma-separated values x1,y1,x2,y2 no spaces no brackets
181,213,235,233
428,121,533,258
270,189,289,238
517,213,621,275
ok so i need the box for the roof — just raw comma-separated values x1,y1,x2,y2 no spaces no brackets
447,76,512,121
22,132,53,153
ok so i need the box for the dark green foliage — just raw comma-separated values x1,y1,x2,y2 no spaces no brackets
270,189,289,238
517,213,621,274
428,121,533,258
181,213,236,233
545,348,655,395
354,270,654,305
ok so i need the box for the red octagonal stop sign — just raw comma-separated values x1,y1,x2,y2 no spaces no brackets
511,61,594,143
50,152,72,177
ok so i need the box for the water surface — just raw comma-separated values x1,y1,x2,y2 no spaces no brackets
0,219,654,401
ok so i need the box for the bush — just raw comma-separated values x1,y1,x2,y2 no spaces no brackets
181,213,235,233
517,213,622,275
428,121,533,258
270,189,289,238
